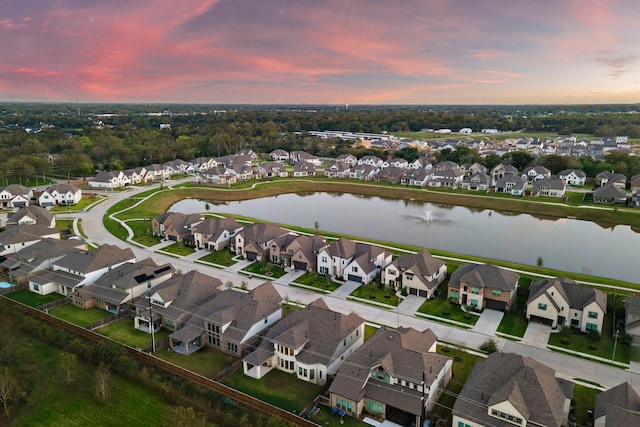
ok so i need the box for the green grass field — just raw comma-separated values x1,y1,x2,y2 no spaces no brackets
126,219,162,246
6,289,65,307
49,305,111,327
350,283,400,307
292,271,341,291
96,317,171,349
196,249,236,266
155,346,238,378
242,260,287,278
159,242,196,256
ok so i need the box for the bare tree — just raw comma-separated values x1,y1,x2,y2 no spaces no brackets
94,363,111,404
0,367,17,418
60,352,78,385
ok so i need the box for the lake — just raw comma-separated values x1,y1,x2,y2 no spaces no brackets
170,192,640,282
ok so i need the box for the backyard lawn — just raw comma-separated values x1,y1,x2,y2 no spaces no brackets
241,260,287,279
222,368,326,413
6,290,65,307
49,305,111,327
293,271,341,292
96,317,171,349
156,346,238,378
196,248,236,266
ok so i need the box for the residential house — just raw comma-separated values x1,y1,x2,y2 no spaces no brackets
191,217,243,251
626,297,640,345
448,263,519,312
427,169,464,189
526,277,607,332
463,162,487,177
593,183,627,204
382,250,446,298
134,270,223,336
357,155,384,168
73,259,175,313
227,161,255,181
596,171,626,188
290,151,321,166
329,327,452,425
270,149,290,163
349,164,379,181
433,160,461,173
6,205,55,228
558,169,587,186
169,282,282,356
270,234,327,271
594,382,640,427
0,225,61,256
407,156,433,170
530,178,566,197
151,212,203,242
630,174,640,208
49,244,136,295
324,161,350,178
401,168,432,187
293,161,316,177
522,165,551,182
123,167,149,185
377,166,405,184
0,184,33,208
336,153,358,167
385,158,409,169
163,159,191,175
317,238,391,284
199,166,237,185
452,353,573,427
89,170,130,189
38,184,82,207
494,173,527,196
2,238,85,286
234,223,291,261
243,298,365,385
461,171,491,191
490,163,518,183
259,161,289,179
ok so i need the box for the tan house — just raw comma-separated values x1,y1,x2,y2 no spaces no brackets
243,298,365,385
270,234,327,271
151,212,203,242
624,296,640,345
329,327,452,426
191,217,243,250
447,264,519,312
453,353,573,427
382,250,446,298
234,223,292,261
526,277,607,332
594,382,640,427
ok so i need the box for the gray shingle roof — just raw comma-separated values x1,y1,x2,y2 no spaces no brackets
449,264,519,292
527,277,607,311
55,244,135,274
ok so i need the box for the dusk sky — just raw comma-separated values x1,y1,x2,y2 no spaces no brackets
1,0,639,105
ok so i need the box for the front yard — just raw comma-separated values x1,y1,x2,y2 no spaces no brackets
548,326,631,364
496,286,530,338
417,287,478,326
349,282,400,307
96,317,171,349
126,219,162,246
222,368,326,414
196,248,237,266
241,260,287,279
158,242,196,257
293,271,341,292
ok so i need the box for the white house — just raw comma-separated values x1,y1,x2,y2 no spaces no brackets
39,184,82,207
558,169,587,186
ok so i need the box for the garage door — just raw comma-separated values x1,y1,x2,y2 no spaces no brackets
529,315,553,326
246,251,257,261
293,261,307,271
485,299,507,312
418,290,428,298
347,274,363,283
168,235,177,241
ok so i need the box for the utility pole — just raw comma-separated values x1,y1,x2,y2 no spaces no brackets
612,329,619,362
147,285,156,354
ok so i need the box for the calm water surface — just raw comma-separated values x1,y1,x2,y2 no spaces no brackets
170,192,640,282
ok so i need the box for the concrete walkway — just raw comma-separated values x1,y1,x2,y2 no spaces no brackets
328,280,360,299
472,309,504,336
397,294,425,316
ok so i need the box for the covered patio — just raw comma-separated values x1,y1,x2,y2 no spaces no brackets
168,325,204,355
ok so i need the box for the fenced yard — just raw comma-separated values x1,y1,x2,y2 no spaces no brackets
96,317,171,349
49,305,111,327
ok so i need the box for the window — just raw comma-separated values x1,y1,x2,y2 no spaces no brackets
322,256,327,263
450,291,459,301
388,269,396,276
227,343,238,353
352,266,358,272
538,303,547,310
405,273,414,280
33,283,40,291
207,323,221,347
471,287,480,294
458,422,472,427
588,311,598,319
586,323,598,331
492,289,502,296
470,299,478,307
365,399,383,414
165,319,175,329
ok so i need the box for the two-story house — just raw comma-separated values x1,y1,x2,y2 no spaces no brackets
447,263,519,312
191,217,243,251
243,298,365,385
234,223,292,261
38,184,82,207
526,277,607,332
382,250,446,298
558,169,587,186
316,238,391,284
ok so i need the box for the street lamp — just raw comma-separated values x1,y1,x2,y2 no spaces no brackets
612,329,619,362
147,284,156,354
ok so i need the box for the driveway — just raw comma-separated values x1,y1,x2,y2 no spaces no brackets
521,322,552,349
397,295,425,316
471,309,504,336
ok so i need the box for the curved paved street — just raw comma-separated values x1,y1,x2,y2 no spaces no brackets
72,179,640,392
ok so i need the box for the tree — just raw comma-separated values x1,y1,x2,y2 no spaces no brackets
587,329,601,347
0,367,17,418
536,256,544,267
60,352,78,385
95,363,111,404
480,338,498,354
170,407,208,427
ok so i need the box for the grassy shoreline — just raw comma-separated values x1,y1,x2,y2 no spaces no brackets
106,179,640,290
